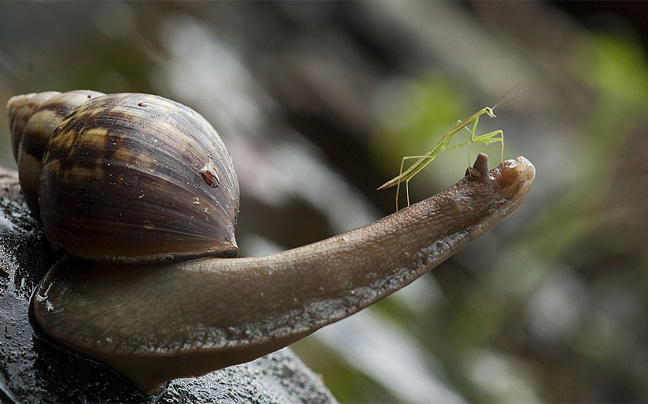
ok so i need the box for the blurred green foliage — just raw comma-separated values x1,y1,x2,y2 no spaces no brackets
298,30,648,403
374,74,468,165
373,75,469,188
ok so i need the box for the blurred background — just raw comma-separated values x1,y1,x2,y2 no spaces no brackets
1,2,647,402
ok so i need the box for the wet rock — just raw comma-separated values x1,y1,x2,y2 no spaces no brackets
0,167,336,404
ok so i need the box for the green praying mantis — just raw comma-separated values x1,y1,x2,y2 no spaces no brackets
378,84,524,211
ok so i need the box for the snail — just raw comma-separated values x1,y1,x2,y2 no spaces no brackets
7,90,535,394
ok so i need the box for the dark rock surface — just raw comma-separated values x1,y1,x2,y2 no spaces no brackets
0,167,337,404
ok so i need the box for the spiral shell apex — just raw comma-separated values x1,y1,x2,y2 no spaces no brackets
8,91,240,263
8,90,106,214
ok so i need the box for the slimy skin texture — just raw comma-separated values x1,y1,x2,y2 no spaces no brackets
32,154,535,394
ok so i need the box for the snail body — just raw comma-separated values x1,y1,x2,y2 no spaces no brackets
7,90,535,394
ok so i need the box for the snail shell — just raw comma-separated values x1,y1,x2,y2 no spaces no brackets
7,91,239,263
9,90,105,215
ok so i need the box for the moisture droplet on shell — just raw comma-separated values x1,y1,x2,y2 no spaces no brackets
200,162,220,188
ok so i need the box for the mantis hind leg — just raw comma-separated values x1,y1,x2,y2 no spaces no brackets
394,154,440,210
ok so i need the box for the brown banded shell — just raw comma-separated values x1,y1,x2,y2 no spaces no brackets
8,91,61,160
8,90,106,214
7,92,239,263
